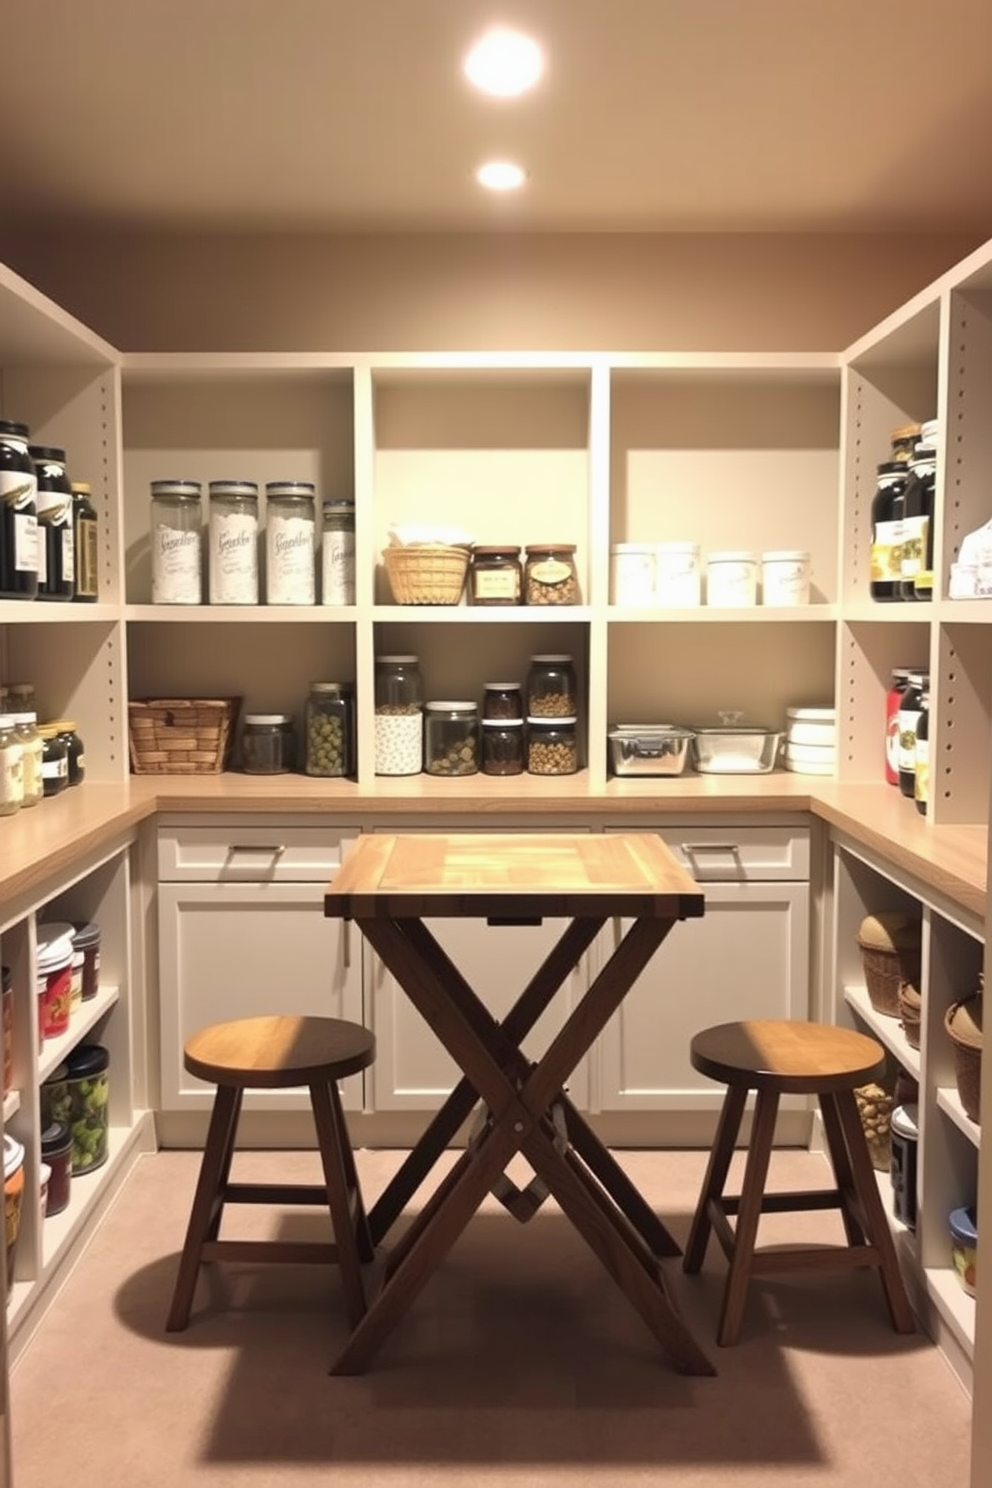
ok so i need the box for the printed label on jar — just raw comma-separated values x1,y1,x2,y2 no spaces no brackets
473,569,520,602
36,528,48,585
898,709,922,774
14,510,39,574
899,515,929,579
0,746,23,806
870,519,905,583
529,558,571,586
321,531,355,605
914,737,930,803
41,754,68,780
210,512,258,603
152,526,202,604
61,526,75,584
267,513,315,604
374,712,423,775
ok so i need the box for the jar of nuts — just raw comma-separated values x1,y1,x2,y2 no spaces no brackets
527,655,577,718
425,701,479,776
524,543,579,605
305,682,355,777
527,717,578,775
374,653,423,776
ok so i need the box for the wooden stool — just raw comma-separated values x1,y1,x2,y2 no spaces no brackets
166,1014,375,1335
683,1019,915,1346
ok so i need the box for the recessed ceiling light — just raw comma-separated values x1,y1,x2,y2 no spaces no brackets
464,28,544,98
476,160,527,192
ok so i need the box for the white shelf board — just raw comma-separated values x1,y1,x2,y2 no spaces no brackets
372,605,594,624
937,600,992,624
40,1123,142,1269
841,604,933,625
0,261,117,368
126,604,358,624
607,605,838,624
936,1087,981,1149
925,1266,975,1357
843,984,921,1079
38,986,119,1085
0,601,120,626
2,1090,20,1125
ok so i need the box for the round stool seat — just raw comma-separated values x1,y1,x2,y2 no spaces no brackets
184,1014,375,1090
689,1019,884,1095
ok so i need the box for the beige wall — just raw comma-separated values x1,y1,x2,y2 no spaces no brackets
0,229,980,354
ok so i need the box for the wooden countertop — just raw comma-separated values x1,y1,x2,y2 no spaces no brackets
0,772,987,922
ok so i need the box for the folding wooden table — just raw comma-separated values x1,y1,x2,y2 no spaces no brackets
324,830,714,1376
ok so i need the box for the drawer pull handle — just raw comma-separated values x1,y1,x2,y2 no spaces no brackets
227,844,286,855
680,842,741,855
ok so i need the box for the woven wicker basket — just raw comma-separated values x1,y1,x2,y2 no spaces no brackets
898,981,922,1050
945,998,982,1124
383,544,470,605
128,697,241,774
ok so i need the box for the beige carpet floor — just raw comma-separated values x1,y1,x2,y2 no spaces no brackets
9,1147,972,1488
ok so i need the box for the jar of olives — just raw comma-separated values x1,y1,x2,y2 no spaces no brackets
305,683,355,777
425,702,479,776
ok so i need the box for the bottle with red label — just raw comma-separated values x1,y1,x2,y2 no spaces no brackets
885,668,913,784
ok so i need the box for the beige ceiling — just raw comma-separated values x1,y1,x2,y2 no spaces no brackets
5,0,992,234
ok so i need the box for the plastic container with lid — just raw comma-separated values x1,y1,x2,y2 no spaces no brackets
241,713,296,775
527,717,579,775
655,542,701,607
950,1205,977,1297
890,1102,919,1229
469,545,522,606
30,444,75,601
374,655,423,776
785,706,836,748
40,1120,72,1216
705,551,759,607
610,544,655,607
37,921,75,1039
71,480,99,602
523,543,579,606
71,922,101,1002
481,719,525,776
12,712,43,806
64,1043,110,1174
4,1133,25,1294
208,480,259,605
2,966,12,1098
38,724,69,796
482,681,524,721
50,719,84,786
425,702,479,776
870,462,908,601
761,550,811,606
321,498,355,606
0,714,24,816
265,481,316,605
305,683,355,777
150,479,203,604
0,418,39,601
527,655,577,718
40,1062,70,1130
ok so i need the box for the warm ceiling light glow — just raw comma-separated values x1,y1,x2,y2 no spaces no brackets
464,28,544,97
476,160,527,192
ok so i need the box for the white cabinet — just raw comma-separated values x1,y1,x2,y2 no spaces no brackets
156,822,363,1112
597,825,810,1111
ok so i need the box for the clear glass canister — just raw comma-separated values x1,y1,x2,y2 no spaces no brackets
50,719,84,786
0,715,24,816
208,480,258,605
150,480,203,604
30,445,75,602
425,702,479,776
526,717,578,775
374,654,423,776
469,545,522,606
305,683,355,777
527,654,578,717
321,499,356,606
482,681,524,721
71,481,99,602
265,482,316,605
0,419,38,602
481,719,524,775
12,712,42,807
523,543,579,606
241,713,296,775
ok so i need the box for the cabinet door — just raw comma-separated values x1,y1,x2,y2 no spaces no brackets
367,916,589,1112
597,882,810,1110
158,882,364,1111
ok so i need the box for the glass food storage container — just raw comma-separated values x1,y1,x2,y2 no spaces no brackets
208,479,259,605
241,713,296,774
526,655,577,718
469,545,522,606
305,683,355,777
265,481,316,605
321,498,355,606
481,719,524,776
374,655,423,775
527,717,578,775
523,543,579,605
425,701,479,776
689,714,782,774
150,479,203,605
482,681,524,721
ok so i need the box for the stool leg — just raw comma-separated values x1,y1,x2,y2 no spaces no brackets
683,1082,748,1275
332,1085,375,1264
819,1091,866,1248
166,1083,242,1332
718,1087,779,1347
310,1079,368,1331
833,1088,915,1334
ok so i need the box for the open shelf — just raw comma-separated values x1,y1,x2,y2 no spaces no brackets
843,985,921,1079
38,986,120,1085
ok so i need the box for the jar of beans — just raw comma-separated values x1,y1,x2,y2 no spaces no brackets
305,683,354,777
481,719,524,776
526,717,578,776
527,655,577,717
425,702,479,776
374,654,423,776
482,681,524,721
524,543,579,605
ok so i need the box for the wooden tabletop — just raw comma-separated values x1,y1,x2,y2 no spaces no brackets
325,831,705,920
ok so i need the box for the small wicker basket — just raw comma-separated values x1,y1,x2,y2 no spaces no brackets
856,913,922,1018
383,544,470,605
945,996,982,1124
128,697,241,775
898,981,922,1050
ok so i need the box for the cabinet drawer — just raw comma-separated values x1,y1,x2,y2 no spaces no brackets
655,826,810,882
157,825,356,883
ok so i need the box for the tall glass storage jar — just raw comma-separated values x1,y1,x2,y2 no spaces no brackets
265,482,316,605
425,702,479,776
374,655,423,776
305,683,355,777
150,480,203,604
526,655,578,718
208,480,258,604
321,498,356,606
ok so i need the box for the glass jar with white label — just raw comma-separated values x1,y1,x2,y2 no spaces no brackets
265,482,316,604
150,480,203,604
321,498,355,605
208,480,258,605
705,551,759,607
